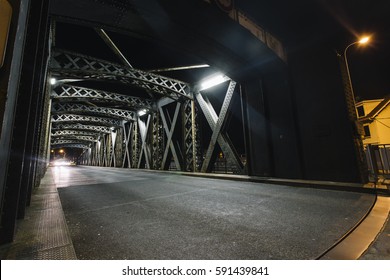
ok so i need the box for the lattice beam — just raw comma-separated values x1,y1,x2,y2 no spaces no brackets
52,85,154,109
51,135,98,142
51,143,90,149
52,103,136,121
50,50,192,99
51,114,122,127
51,123,113,134
51,130,101,137
51,139,94,145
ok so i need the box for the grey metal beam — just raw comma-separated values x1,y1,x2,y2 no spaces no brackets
50,50,192,99
51,103,136,121
51,85,154,109
51,114,122,127
51,130,101,137
51,143,90,149
51,139,94,145
122,121,133,168
95,28,133,68
195,81,243,173
51,123,112,134
158,101,182,170
137,115,151,169
51,135,98,142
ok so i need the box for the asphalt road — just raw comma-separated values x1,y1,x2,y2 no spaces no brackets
55,166,375,260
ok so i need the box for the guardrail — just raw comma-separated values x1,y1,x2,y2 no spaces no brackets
366,144,390,181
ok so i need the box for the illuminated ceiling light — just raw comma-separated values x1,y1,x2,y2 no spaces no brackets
138,109,147,116
199,73,229,91
358,36,370,44
50,78,57,85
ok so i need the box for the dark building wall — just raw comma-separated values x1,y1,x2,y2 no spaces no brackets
288,43,361,182
242,62,302,179
0,0,51,244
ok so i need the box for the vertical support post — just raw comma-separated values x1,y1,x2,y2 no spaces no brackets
159,102,182,170
131,121,140,168
151,111,163,170
195,81,243,173
366,144,378,183
122,121,133,168
110,129,117,167
183,99,198,172
137,114,151,169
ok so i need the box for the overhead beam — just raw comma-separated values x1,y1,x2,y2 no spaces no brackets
51,139,94,145
51,130,101,137
51,114,122,127
51,143,90,149
50,50,192,99
51,85,154,109
51,102,136,121
51,135,98,142
51,123,113,134
95,28,133,68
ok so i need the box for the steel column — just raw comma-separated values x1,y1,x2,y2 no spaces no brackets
158,101,182,170
195,81,243,173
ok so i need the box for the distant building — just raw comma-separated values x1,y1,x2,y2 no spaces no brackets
357,96,390,145
357,96,390,178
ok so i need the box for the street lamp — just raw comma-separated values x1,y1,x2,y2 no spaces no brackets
342,36,370,116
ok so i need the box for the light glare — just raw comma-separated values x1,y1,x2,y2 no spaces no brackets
200,74,227,91
359,37,370,44
138,109,147,116
50,78,57,85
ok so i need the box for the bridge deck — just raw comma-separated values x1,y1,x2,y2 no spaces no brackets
1,166,388,260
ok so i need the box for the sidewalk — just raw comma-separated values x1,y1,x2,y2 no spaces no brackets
0,168,77,259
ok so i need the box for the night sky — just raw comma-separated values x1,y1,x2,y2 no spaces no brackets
236,0,390,100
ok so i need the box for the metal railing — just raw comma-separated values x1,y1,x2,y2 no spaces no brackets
365,144,390,181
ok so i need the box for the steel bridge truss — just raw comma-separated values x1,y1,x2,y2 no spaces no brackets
49,48,244,174
51,103,136,121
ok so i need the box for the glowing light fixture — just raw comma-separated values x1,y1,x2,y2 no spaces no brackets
50,78,57,85
342,35,372,119
138,109,147,116
358,36,370,44
199,73,229,91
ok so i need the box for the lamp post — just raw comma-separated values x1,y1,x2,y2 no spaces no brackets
342,36,370,117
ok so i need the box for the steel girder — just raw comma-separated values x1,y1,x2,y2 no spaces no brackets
121,121,133,168
137,115,152,169
195,81,244,173
151,111,163,170
51,85,154,109
51,114,122,127
51,143,91,149
131,121,140,168
51,103,136,121
51,123,112,134
183,99,200,172
51,130,101,137
51,135,98,142
50,50,192,99
51,139,93,145
158,99,182,170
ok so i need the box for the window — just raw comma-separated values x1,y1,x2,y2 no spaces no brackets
363,125,371,137
357,105,365,117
